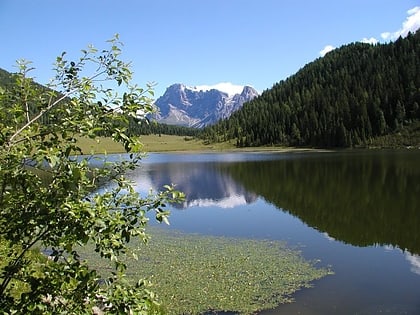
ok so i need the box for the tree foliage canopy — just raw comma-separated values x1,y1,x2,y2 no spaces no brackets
0,36,183,314
201,31,420,148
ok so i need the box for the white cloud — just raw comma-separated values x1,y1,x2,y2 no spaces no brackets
318,6,419,60
361,37,379,44
192,82,245,96
381,6,420,41
380,32,391,40
319,45,335,57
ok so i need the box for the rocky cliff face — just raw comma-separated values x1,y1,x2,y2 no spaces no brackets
154,84,259,128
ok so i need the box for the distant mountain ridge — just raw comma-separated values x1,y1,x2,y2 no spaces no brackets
153,83,259,128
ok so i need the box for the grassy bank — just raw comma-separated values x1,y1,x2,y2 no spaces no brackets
76,134,327,154
76,134,237,154
140,135,237,152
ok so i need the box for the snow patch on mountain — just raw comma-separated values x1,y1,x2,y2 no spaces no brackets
154,83,259,127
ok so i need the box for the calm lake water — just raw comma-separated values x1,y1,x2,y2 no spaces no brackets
126,149,420,314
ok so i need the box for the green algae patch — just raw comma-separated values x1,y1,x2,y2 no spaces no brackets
79,227,332,314
124,227,332,314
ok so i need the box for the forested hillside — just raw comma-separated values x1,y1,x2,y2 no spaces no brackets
201,31,420,148
129,118,199,137
0,67,31,90
0,67,197,138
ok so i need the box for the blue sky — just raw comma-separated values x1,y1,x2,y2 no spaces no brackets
1,0,419,97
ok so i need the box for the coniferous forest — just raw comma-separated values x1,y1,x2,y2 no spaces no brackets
2,31,419,149
200,31,420,148
128,118,199,137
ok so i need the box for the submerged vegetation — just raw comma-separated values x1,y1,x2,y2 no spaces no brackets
81,227,333,314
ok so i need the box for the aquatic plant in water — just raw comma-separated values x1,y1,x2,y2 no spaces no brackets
115,227,333,314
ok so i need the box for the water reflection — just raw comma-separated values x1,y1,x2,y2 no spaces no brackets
124,150,420,313
131,150,420,255
222,151,420,254
406,253,420,275
130,160,258,209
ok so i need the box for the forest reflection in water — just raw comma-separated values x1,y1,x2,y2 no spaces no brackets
127,149,420,314
223,150,420,254
133,150,420,255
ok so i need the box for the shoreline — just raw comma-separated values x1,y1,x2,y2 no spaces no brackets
147,146,334,154
77,135,418,155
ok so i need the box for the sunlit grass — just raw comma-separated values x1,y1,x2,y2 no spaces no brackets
139,134,236,152
80,226,333,314
76,134,318,154
76,135,237,154
75,136,126,154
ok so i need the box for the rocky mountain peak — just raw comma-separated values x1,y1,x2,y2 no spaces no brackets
154,83,258,128
240,86,259,99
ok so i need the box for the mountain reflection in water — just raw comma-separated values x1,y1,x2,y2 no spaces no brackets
125,150,420,314
130,159,258,209
130,150,420,254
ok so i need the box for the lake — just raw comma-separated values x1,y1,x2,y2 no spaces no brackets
126,149,420,314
